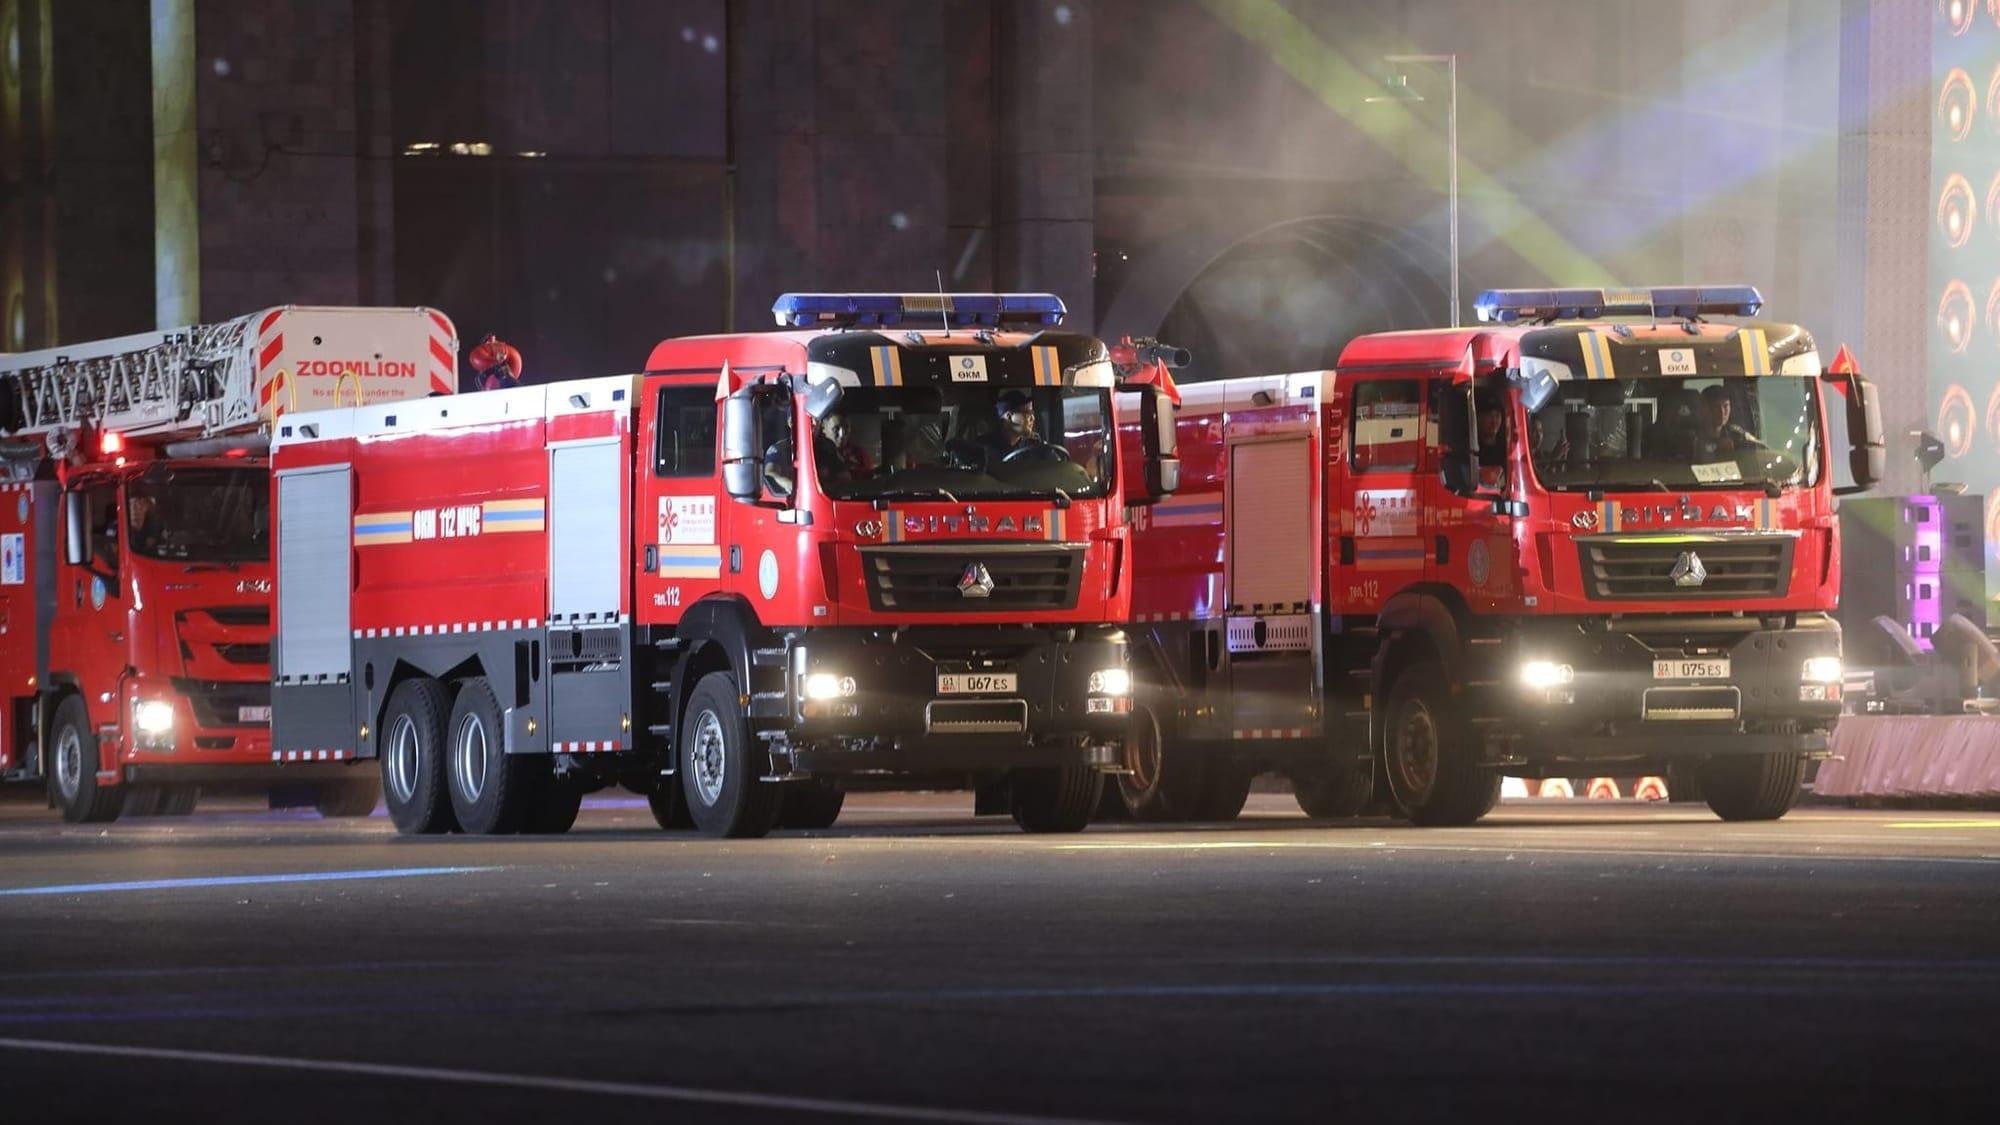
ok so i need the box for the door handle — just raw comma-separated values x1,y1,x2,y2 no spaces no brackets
1434,536,1450,566
644,544,658,574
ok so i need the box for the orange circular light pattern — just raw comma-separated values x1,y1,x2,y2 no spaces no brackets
1987,278,2000,344
1940,174,1977,248
1985,382,2000,444
1946,0,1976,35
1987,487,2000,548
1939,280,1976,352
1940,383,1976,458
1941,68,1977,141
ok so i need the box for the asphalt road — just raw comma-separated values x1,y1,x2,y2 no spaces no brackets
1,792,1996,1124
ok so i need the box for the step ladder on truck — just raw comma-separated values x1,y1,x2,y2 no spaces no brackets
0,307,458,821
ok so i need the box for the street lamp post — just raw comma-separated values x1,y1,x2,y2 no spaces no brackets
1370,54,1459,327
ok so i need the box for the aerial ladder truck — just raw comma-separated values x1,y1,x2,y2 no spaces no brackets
0,306,457,821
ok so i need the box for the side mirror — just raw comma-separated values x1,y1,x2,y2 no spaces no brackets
1834,373,1885,494
1134,386,1179,505
64,491,91,566
1438,384,1477,497
720,390,764,502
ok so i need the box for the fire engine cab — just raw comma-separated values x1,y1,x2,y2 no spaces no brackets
0,306,458,821
1124,286,1884,825
269,292,1177,837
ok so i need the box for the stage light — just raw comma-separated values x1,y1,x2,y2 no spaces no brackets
1941,69,1977,142
1940,174,1976,248
1944,0,1975,36
1940,280,1976,352
1939,384,1977,457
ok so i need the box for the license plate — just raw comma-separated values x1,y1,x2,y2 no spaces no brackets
1653,659,1729,681
937,673,1017,696
238,705,272,723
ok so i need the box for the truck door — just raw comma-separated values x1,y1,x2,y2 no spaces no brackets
1428,374,1515,608
51,480,125,771
1333,377,1428,613
637,379,724,624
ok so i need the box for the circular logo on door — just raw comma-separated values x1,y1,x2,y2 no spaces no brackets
90,575,107,610
1467,539,1492,589
757,549,780,600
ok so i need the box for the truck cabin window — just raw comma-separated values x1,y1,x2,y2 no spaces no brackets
779,384,1114,503
1351,381,1423,473
1527,376,1820,492
127,465,270,564
655,385,718,477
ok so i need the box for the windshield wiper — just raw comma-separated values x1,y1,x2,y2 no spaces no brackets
871,487,961,509
1049,487,1072,510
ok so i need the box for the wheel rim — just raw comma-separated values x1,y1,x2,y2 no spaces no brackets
453,712,489,804
1120,707,1162,798
1390,700,1439,803
386,713,421,804
689,709,726,807
54,726,82,801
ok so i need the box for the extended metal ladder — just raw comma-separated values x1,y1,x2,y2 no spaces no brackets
0,311,268,440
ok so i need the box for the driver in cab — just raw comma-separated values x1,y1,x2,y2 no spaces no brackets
765,408,870,497
988,389,1058,464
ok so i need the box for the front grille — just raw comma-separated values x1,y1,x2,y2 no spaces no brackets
205,606,270,627
173,679,272,728
1579,536,1793,601
925,699,1029,734
862,545,1084,613
215,642,270,665
1642,686,1742,721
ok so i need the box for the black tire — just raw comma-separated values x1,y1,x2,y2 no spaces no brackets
1292,760,1374,819
1665,759,1707,804
379,678,456,834
1700,752,1804,821
1010,766,1103,833
48,695,124,824
314,777,380,818
153,785,199,816
778,780,845,830
446,677,541,835
647,782,694,831
1191,763,1254,822
524,777,584,834
1116,702,1210,822
121,786,163,817
1380,661,1500,827
679,672,781,838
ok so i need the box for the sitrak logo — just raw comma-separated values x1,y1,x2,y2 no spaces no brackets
958,562,995,599
1670,550,1708,588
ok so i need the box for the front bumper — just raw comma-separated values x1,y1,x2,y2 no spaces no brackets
784,625,1129,770
120,677,273,768
1471,613,1841,766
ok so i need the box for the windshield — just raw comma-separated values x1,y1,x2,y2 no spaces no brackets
128,465,270,563
1526,376,1820,492
788,384,1114,502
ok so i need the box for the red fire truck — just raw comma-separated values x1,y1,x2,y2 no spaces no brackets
0,306,458,821
1122,286,1883,825
269,292,1177,837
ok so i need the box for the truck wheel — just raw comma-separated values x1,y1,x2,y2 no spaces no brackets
524,777,584,834
1699,752,1804,821
1381,661,1500,827
380,678,456,834
314,777,380,818
1192,763,1253,822
1292,760,1374,819
1117,702,1209,821
153,785,199,816
778,780,845,830
446,677,539,835
647,783,694,831
1010,766,1103,833
48,695,125,824
679,672,781,839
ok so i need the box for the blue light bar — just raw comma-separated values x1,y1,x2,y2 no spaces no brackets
771,292,1068,329
1472,285,1764,324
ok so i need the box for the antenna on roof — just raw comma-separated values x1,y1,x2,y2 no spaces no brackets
934,270,951,338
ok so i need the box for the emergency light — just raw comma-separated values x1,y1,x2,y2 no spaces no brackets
99,430,125,457
772,292,1068,329
1473,285,1763,324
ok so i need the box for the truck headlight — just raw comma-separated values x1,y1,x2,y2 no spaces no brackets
1520,661,1574,689
1801,656,1843,684
804,672,857,701
134,700,176,736
1087,668,1132,696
